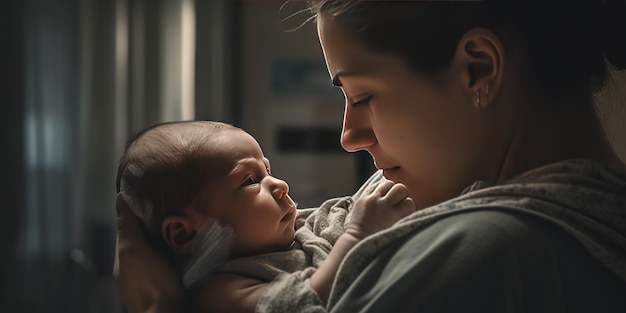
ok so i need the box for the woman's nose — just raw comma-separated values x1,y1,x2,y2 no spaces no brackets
340,103,377,152
266,176,289,199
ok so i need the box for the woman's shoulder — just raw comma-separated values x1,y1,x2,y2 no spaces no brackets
417,209,563,253
349,209,626,312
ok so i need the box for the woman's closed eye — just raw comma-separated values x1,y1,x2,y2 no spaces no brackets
352,95,372,107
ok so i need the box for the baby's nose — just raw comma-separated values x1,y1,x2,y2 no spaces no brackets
268,176,289,199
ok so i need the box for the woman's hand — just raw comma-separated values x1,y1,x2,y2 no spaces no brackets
113,193,187,313
347,180,415,239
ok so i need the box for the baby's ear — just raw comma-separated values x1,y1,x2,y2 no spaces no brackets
162,216,197,252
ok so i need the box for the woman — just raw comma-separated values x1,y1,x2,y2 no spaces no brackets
114,1,626,312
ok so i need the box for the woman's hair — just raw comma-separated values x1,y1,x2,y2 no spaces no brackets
306,0,626,97
115,121,239,258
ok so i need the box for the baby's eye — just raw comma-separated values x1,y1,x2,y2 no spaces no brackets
266,167,272,176
242,177,257,186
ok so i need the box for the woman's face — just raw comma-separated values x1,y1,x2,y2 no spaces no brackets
317,14,496,208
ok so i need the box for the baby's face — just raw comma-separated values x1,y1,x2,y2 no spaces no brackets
200,130,297,257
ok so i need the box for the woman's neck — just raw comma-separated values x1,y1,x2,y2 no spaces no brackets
496,94,625,182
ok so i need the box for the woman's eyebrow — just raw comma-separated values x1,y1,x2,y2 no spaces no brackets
331,71,356,87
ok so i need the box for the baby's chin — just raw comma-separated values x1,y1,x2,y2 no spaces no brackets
280,236,296,251
280,225,296,250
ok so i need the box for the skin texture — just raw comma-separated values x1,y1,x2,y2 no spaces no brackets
114,194,188,313
178,130,415,313
113,5,626,313
316,13,624,209
162,129,298,258
120,124,415,313
193,179,414,313
317,14,507,209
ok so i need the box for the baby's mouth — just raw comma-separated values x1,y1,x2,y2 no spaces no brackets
281,210,292,222
281,200,297,222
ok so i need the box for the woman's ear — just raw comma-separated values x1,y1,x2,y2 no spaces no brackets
454,27,504,109
162,215,197,253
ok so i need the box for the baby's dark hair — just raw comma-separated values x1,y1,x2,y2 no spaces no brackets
306,0,626,99
115,120,239,260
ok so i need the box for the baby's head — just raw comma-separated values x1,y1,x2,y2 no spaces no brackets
116,121,297,264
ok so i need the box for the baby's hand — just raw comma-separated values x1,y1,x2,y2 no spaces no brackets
346,180,415,240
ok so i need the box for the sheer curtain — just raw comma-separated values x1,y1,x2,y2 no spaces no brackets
2,0,235,312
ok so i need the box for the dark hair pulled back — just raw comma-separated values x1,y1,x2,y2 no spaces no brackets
307,0,626,96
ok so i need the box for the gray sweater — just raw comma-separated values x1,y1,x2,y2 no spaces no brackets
257,159,626,312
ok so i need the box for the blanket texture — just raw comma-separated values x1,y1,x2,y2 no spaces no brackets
256,159,626,312
215,196,352,283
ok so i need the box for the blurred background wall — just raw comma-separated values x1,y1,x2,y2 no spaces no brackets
1,1,624,313
1,1,373,312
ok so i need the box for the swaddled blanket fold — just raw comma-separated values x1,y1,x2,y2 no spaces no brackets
257,159,626,312
214,196,353,283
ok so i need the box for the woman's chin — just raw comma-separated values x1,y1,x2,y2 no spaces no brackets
382,167,401,180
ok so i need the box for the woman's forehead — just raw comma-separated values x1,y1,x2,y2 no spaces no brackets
317,14,405,85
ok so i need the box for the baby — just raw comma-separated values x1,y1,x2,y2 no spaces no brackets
115,121,414,312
